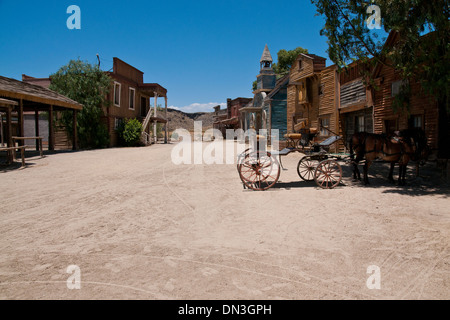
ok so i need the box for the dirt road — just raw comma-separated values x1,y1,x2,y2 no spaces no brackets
0,142,448,299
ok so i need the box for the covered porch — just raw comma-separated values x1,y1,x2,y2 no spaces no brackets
138,83,169,144
0,75,83,165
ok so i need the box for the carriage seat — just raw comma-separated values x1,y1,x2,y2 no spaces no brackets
284,133,302,140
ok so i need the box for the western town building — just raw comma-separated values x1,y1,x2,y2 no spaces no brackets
286,53,339,151
240,45,289,144
0,75,82,164
22,57,168,148
370,32,441,155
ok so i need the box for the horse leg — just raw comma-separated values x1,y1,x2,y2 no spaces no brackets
397,164,407,186
352,160,361,180
388,162,395,183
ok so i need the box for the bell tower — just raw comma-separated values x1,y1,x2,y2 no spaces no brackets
256,44,276,93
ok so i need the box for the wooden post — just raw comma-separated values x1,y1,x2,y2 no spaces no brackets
164,96,168,143
154,92,158,144
48,105,54,151
6,106,12,163
72,110,78,150
35,108,40,151
0,112,3,146
18,99,24,146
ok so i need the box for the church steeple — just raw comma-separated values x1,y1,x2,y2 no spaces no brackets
260,44,273,70
255,44,276,93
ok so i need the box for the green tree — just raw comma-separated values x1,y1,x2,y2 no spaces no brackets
253,46,309,91
272,47,309,75
49,59,111,149
311,0,449,156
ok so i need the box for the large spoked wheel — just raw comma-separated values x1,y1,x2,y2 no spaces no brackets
236,148,251,175
238,151,280,191
297,156,320,181
314,159,342,189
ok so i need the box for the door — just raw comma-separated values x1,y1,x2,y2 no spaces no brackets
140,97,147,117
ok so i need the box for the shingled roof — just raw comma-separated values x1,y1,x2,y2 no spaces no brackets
0,75,83,110
260,44,273,63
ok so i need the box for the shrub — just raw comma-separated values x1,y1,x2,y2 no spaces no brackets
121,118,143,147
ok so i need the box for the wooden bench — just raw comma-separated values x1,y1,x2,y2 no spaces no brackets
12,136,44,157
0,146,26,167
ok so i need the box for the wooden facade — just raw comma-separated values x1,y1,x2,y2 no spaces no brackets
106,58,168,147
23,58,168,148
338,61,374,151
371,32,440,154
262,74,289,140
372,62,439,151
0,76,82,159
287,53,339,151
220,97,252,133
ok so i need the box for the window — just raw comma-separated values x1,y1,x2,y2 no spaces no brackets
410,115,423,129
318,84,324,96
391,80,407,97
298,59,303,70
114,82,121,107
356,115,365,133
129,87,135,110
320,117,330,136
114,117,123,130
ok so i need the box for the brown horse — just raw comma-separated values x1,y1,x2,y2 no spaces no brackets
349,132,416,185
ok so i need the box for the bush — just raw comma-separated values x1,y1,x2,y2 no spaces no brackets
119,118,143,147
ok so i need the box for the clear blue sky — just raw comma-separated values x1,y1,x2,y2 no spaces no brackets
0,0,332,112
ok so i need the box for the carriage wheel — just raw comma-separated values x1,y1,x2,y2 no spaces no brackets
238,151,280,191
314,159,342,189
297,156,320,181
236,148,251,174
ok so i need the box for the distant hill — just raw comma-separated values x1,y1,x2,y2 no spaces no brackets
165,108,215,132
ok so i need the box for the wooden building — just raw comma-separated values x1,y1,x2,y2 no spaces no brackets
286,53,339,151
23,58,169,147
212,105,228,137
338,61,374,151
221,97,252,134
262,74,289,141
241,45,276,133
0,75,82,163
106,58,168,147
371,32,441,154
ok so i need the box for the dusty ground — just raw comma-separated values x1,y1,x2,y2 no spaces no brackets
0,141,449,300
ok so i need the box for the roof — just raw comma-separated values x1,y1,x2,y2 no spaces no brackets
267,74,289,99
0,75,83,110
297,53,327,61
138,83,168,97
372,30,400,79
260,44,273,63
0,98,18,109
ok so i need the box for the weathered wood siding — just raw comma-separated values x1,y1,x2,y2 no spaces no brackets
270,88,288,138
373,63,439,149
340,79,366,107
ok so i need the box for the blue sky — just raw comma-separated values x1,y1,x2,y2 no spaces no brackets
1,0,333,112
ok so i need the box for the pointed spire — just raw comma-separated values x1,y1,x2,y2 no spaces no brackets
260,44,273,63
